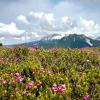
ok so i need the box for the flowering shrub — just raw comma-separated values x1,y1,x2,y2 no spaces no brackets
25,81,34,89
0,47,100,99
15,73,24,82
51,83,66,93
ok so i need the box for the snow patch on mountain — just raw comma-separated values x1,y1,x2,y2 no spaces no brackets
86,39,93,46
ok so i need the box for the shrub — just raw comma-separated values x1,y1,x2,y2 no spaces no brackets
0,47,100,99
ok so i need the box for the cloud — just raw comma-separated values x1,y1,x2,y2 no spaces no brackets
0,22,27,44
1,11,100,45
16,12,100,39
61,16,69,23
0,22,25,37
72,17,100,37
29,12,54,25
17,15,29,25
16,12,100,38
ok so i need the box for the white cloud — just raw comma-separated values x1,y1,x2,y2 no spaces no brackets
0,22,27,44
0,12,100,45
29,12,44,20
17,15,29,25
79,17,94,30
61,16,69,23
43,13,54,25
76,17,100,37
29,12,54,26
0,22,25,37
16,12,100,40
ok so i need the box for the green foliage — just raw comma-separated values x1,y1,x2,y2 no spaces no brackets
0,46,100,100
13,46,30,59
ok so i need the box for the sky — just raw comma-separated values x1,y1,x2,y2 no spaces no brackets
0,0,100,45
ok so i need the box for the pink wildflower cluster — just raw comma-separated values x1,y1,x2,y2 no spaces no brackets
15,73,24,82
25,81,42,89
21,90,32,96
84,95,89,100
25,81,34,89
51,83,66,93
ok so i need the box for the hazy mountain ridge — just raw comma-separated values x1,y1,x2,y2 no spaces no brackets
4,34,100,48
26,34,100,48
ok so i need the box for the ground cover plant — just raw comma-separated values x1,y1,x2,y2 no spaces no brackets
0,46,100,100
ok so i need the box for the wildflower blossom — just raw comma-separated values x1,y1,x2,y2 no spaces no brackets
15,87,19,91
16,75,24,82
58,84,66,93
21,91,27,96
15,73,24,82
51,83,66,93
84,95,89,100
25,81,34,89
51,83,58,93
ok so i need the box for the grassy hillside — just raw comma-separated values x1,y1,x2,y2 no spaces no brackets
0,46,100,100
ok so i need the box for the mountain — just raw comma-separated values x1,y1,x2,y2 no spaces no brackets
27,34,100,48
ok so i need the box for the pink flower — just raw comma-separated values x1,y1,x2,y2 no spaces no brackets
84,96,89,100
25,81,34,89
15,87,19,91
16,76,24,82
51,83,66,93
58,84,66,93
21,91,27,96
51,83,58,93
22,91,26,94
15,73,24,82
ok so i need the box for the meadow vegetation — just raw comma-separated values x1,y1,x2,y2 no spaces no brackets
0,46,100,100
